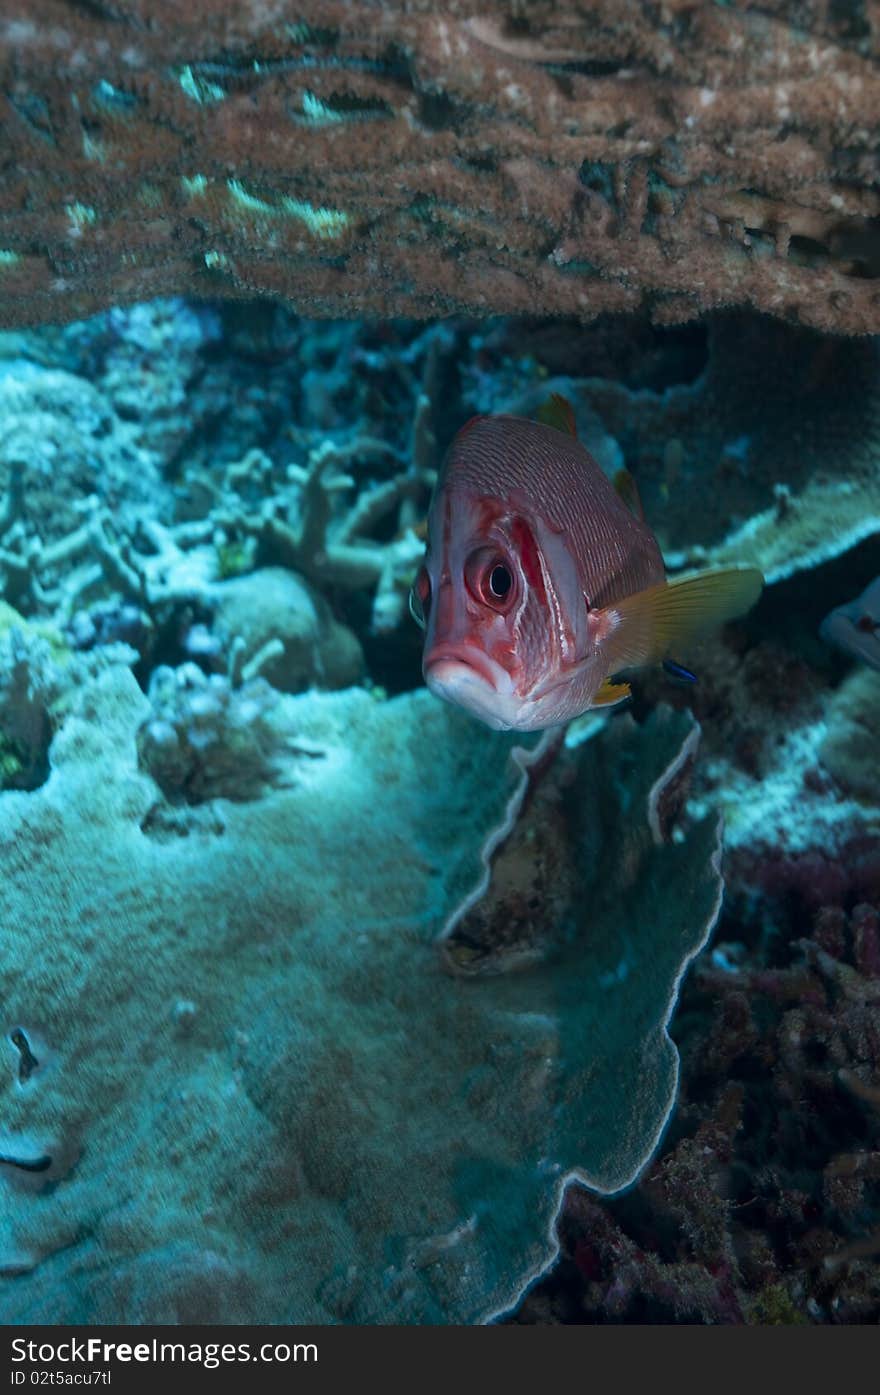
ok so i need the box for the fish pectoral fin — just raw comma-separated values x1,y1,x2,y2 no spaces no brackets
599,567,764,672
591,679,632,708
536,392,578,438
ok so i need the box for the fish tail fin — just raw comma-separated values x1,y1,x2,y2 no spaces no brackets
600,567,764,672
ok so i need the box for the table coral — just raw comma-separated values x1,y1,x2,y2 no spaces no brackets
1,3,879,333
0,664,721,1323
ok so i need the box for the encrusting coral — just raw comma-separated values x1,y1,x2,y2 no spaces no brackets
819,670,880,804
0,662,722,1323
1,2,879,333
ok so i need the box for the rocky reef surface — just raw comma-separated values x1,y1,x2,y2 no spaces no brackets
0,301,877,1323
2,2,879,335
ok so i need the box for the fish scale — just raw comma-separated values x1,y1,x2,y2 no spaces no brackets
442,416,666,608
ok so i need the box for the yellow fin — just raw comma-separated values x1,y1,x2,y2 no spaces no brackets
536,392,577,438
591,679,632,708
601,567,764,673
613,468,645,522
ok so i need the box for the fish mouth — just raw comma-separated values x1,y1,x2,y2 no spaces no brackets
423,645,519,730
423,644,512,694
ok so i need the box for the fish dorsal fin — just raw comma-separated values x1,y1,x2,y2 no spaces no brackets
536,392,577,438
591,679,632,708
613,468,645,522
456,414,485,440
600,567,764,673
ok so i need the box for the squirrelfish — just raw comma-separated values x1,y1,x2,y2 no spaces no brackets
410,395,763,732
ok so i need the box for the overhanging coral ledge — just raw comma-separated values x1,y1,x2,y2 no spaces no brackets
1,0,878,333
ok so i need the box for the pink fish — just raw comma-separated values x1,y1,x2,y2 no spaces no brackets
411,395,763,732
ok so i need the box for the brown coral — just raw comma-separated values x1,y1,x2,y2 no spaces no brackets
1,2,879,332
511,901,880,1325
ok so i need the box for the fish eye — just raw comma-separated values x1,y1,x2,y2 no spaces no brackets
489,564,512,598
465,549,518,612
409,566,430,629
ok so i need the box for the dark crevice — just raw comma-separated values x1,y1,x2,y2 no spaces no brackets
0,1151,52,1173
64,0,134,22
417,89,463,132
8,94,56,148
9,1029,39,1084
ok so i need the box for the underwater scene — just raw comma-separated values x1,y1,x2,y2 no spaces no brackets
1,0,879,1330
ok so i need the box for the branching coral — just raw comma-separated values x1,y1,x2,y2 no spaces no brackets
0,302,456,706
195,331,444,635
1,2,878,333
0,363,163,611
210,437,432,635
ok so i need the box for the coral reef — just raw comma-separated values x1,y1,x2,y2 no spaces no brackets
507,586,880,1326
0,307,444,689
137,663,295,807
0,291,878,1324
1,3,879,333
0,667,719,1323
819,670,880,804
491,315,880,583
512,867,880,1325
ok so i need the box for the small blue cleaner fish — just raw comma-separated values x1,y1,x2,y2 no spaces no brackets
663,659,698,684
410,394,763,731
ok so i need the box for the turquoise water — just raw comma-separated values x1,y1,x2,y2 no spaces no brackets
0,303,877,1324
